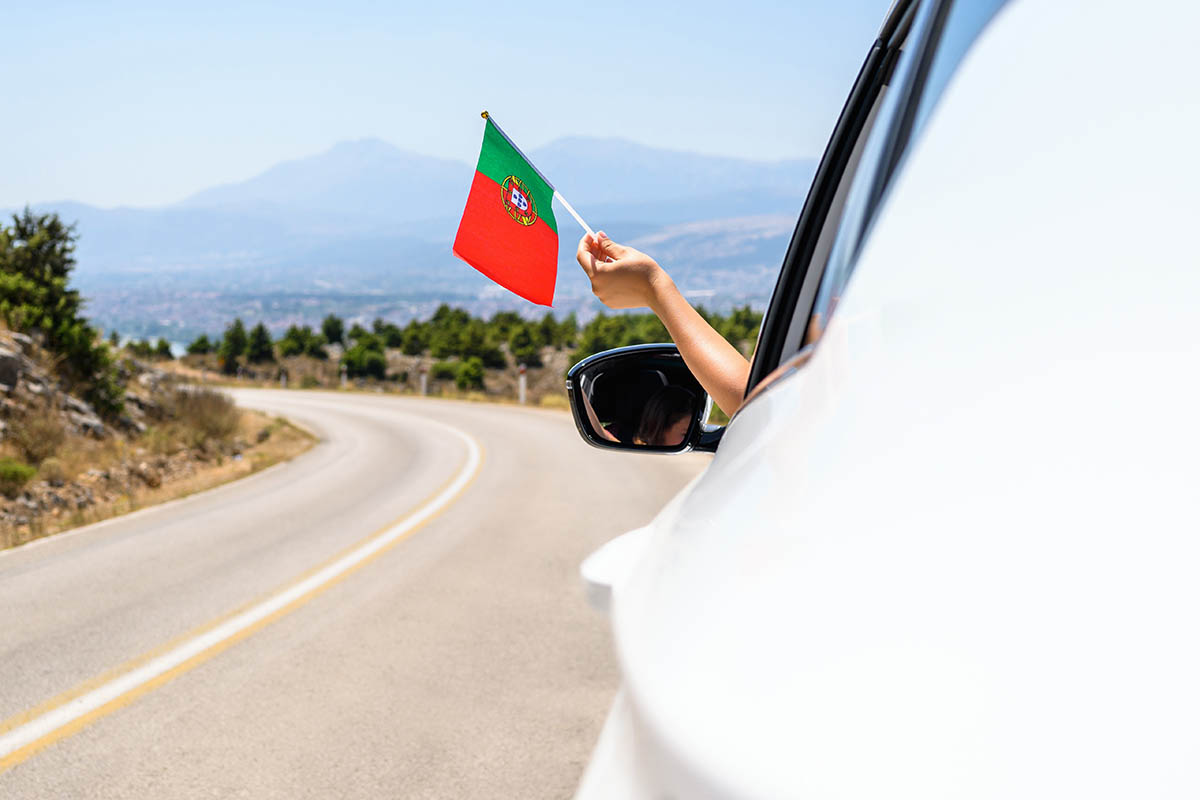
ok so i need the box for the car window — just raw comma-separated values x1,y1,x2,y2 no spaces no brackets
805,0,1010,345
744,0,923,396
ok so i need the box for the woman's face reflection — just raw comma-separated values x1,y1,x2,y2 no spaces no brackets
662,414,691,446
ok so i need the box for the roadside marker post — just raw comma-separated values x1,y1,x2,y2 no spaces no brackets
419,366,428,396
518,364,527,405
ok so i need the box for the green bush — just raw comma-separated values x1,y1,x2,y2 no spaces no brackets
430,361,458,380
455,357,485,390
277,325,327,359
0,458,36,497
372,318,404,347
400,321,428,355
342,340,386,379
186,334,214,355
508,323,543,367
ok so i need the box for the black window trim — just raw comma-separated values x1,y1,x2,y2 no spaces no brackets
744,0,932,397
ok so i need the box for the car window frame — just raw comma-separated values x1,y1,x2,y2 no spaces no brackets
745,0,1012,405
744,0,926,397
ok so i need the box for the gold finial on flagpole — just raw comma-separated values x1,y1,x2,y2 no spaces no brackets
481,110,489,119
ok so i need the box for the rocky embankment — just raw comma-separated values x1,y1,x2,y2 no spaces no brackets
0,330,292,547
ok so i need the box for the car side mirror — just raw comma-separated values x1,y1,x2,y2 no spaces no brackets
566,343,724,454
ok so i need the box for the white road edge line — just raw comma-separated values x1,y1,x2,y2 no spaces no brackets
0,419,482,761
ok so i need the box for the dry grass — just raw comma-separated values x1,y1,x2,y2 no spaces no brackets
0,409,315,550
161,387,240,449
538,393,570,410
9,404,67,464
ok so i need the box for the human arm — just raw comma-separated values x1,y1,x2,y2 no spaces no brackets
580,383,620,443
576,232,750,417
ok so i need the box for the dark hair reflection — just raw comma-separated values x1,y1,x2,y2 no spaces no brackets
635,386,698,447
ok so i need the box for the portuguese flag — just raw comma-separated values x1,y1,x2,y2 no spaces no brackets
453,115,559,306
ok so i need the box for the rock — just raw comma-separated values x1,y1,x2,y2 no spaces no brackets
124,393,161,419
136,368,168,392
66,411,106,438
135,461,161,488
116,416,147,435
61,394,92,415
0,346,23,390
256,428,271,443
7,332,33,354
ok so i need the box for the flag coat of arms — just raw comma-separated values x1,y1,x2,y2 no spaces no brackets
453,117,559,306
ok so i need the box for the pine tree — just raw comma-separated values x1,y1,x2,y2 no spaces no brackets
321,314,345,346
246,322,275,363
0,210,123,415
218,318,248,374
186,334,213,355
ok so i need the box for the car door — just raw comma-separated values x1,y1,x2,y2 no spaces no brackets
576,0,1020,796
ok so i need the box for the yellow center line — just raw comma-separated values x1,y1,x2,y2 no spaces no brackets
0,419,485,775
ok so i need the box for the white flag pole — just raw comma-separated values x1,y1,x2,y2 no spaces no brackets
552,190,595,238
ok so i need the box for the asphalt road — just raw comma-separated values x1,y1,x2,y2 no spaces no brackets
0,390,707,799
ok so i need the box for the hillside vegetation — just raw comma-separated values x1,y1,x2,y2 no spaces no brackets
0,211,313,549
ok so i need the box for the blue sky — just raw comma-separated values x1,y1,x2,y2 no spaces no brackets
3,0,889,208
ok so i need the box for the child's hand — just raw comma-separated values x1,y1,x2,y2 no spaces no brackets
575,231,672,309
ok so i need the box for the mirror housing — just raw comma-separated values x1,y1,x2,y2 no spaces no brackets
566,343,724,454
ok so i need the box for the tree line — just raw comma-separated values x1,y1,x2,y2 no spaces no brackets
176,304,762,381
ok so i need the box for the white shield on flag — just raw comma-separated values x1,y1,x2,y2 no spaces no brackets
510,187,529,212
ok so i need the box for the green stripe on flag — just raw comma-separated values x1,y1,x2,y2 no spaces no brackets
475,120,557,234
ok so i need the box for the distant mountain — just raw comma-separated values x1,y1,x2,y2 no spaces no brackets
174,136,814,234
6,137,816,339
534,136,813,220
176,138,474,235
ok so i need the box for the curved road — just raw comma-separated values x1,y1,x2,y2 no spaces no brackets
0,390,707,798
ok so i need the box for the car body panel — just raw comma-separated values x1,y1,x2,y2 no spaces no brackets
578,0,1200,796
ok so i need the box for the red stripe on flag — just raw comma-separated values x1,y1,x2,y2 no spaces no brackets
453,171,558,306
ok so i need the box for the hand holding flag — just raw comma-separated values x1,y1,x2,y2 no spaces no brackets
577,231,672,310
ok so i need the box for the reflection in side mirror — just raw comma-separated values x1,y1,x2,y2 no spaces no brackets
566,343,724,454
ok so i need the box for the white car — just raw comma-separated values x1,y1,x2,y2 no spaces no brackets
566,0,1200,797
